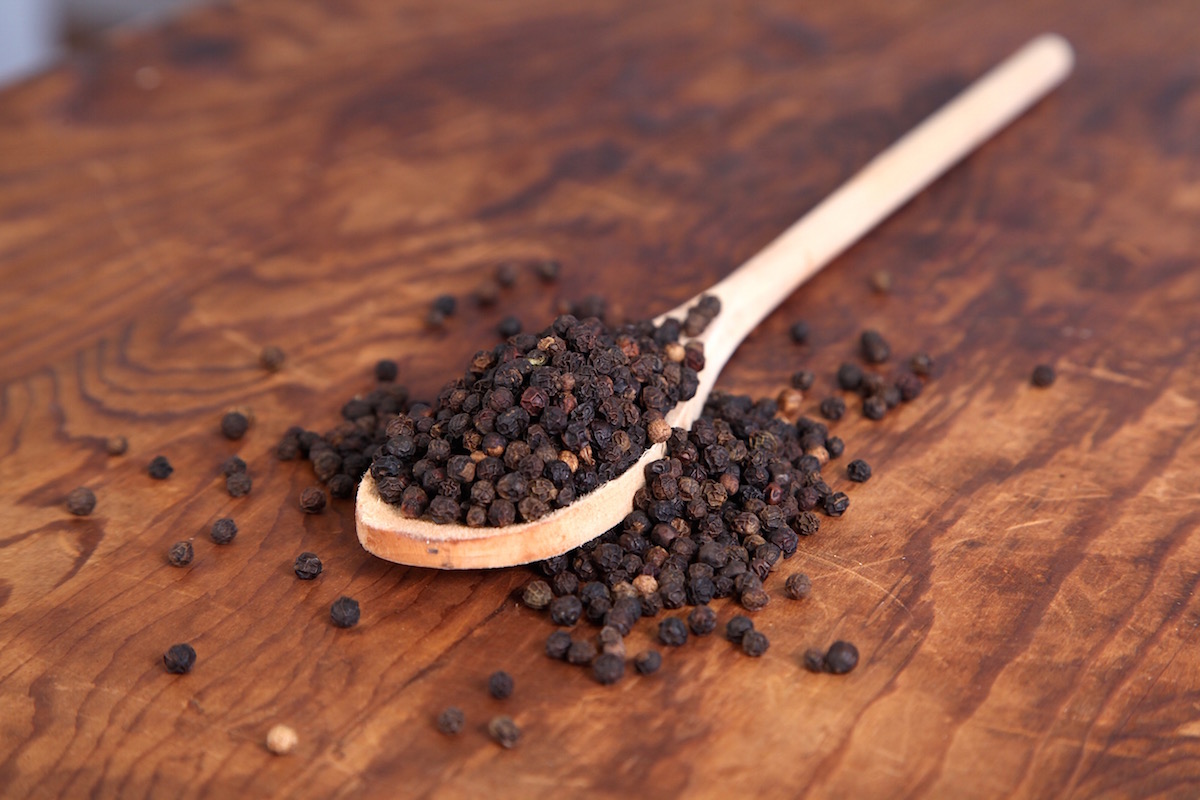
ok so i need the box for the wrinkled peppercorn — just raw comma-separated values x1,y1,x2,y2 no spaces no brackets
550,595,583,626
593,652,624,684
862,396,887,421
819,397,846,421
785,573,812,600
545,630,572,659
860,330,890,363
658,617,688,647
822,492,849,516
566,639,597,665
1031,364,1056,387
488,715,521,749
163,643,196,674
210,517,237,545
803,648,826,672
522,580,553,610
488,670,514,699
226,472,252,497
687,605,717,636
66,487,96,516
148,456,173,480
260,345,285,372
725,615,754,643
222,455,247,476
791,370,815,390
293,552,322,580
436,707,465,735
220,411,250,440
167,541,193,567
330,596,360,628
847,459,872,482
742,630,770,657
825,640,859,674
299,487,327,514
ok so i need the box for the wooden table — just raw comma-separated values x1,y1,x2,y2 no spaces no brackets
2,0,1198,796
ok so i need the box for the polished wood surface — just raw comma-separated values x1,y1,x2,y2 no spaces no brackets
2,0,1199,796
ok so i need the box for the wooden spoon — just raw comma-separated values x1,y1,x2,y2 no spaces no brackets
357,34,1074,569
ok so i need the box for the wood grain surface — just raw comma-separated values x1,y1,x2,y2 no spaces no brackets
2,0,1199,796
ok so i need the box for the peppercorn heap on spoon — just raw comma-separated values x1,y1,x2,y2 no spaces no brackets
357,34,1074,569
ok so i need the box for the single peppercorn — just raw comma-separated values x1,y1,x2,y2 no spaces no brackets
299,486,327,514
860,330,891,363
791,370,815,390
488,670,514,699
825,640,859,674
496,262,518,287
225,472,252,497
819,396,846,421
488,715,521,749
266,724,298,755
1031,364,1056,387
375,359,399,382
473,281,500,306
545,630,572,660
432,294,457,317
436,707,465,735
549,595,583,626
822,492,849,517
742,630,770,657
497,316,522,338
658,617,688,647
105,435,129,456
148,455,173,480
259,345,286,372
65,487,96,516
566,639,597,665
870,269,892,293
634,650,662,675
220,411,250,440
847,459,872,482
789,321,810,344
293,552,322,580
910,352,934,376
785,573,812,600
535,259,561,283
210,517,238,545
221,455,247,476
825,436,845,458
862,396,887,421
426,309,446,329
803,648,826,673
167,541,194,567
163,643,196,674
330,596,360,628
687,605,717,636
593,652,625,685
725,615,754,643
521,580,553,610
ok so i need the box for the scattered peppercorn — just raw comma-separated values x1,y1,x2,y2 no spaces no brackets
687,606,717,636
862,395,887,421
869,270,892,293
545,630,572,659
330,596,360,628
168,541,194,567
658,617,688,647
496,316,522,338
496,262,518,287
822,492,849,517
860,330,891,363
634,650,662,675
220,411,250,440
791,370,815,390
847,459,872,482
488,715,521,749
432,295,457,317
725,615,754,643
522,580,553,610
436,707,465,735
784,573,812,600
473,281,500,306
803,648,826,673
299,486,327,514
825,436,845,458
819,396,846,420
488,670,514,699
266,724,298,755
825,640,859,674
148,456,173,480
789,321,810,344
566,639,597,665
225,471,252,497
163,643,196,674
210,517,238,545
65,487,96,516
593,652,624,684
293,552,322,580
535,259,561,283
742,630,770,657
221,455,247,476
910,352,933,376
426,309,446,329
375,359,399,382
259,345,286,372
1032,364,1056,387
105,435,129,456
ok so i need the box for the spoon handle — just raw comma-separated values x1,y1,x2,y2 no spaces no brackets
680,34,1074,375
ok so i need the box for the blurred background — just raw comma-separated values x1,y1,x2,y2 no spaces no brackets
0,0,203,85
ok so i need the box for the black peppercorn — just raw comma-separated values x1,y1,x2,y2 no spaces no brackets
687,605,717,636
592,652,624,685
790,370,815,390
742,630,770,657
496,262,518,287
293,552,322,580
658,617,688,647
436,707,465,735
488,670,514,699
785,573,812,600
535,259,561,283
167,541,193,567
825,640,859,674
725,615,754,643
375,359,399,382
822,492,849,516
819,396,846,421
299,487,327,514
225,471,252,497
549,595,583,626
148,455,173,480
860,330,890,363
862,395,887,421
1031,364,1056,387
836,363,864,391
566,639,597,665
545,630,572,659
488,715,521,749
163,643,196,674
220,411,250,440
210,517,237,545
259,345,285,372
65,487,96,516
432,294,457,316
803,648,826,672
825,436,845,458
221,455,247,477
330,596,360,628
497,316,522,338
789,321,810,344
847,459,872,482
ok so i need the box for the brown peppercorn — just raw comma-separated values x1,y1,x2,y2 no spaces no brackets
910,352,934,376
521,580,553,610
869,269,892,293
167,541,194,567
776,388,804,419
496,262,518,287
65,487,96,516
488,715,521,749
740,587,770,611
105,435,129,456
266,724,298,755
1031,364,1056,387
785,573,812,600
299,486,327,514
259,345,286,372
